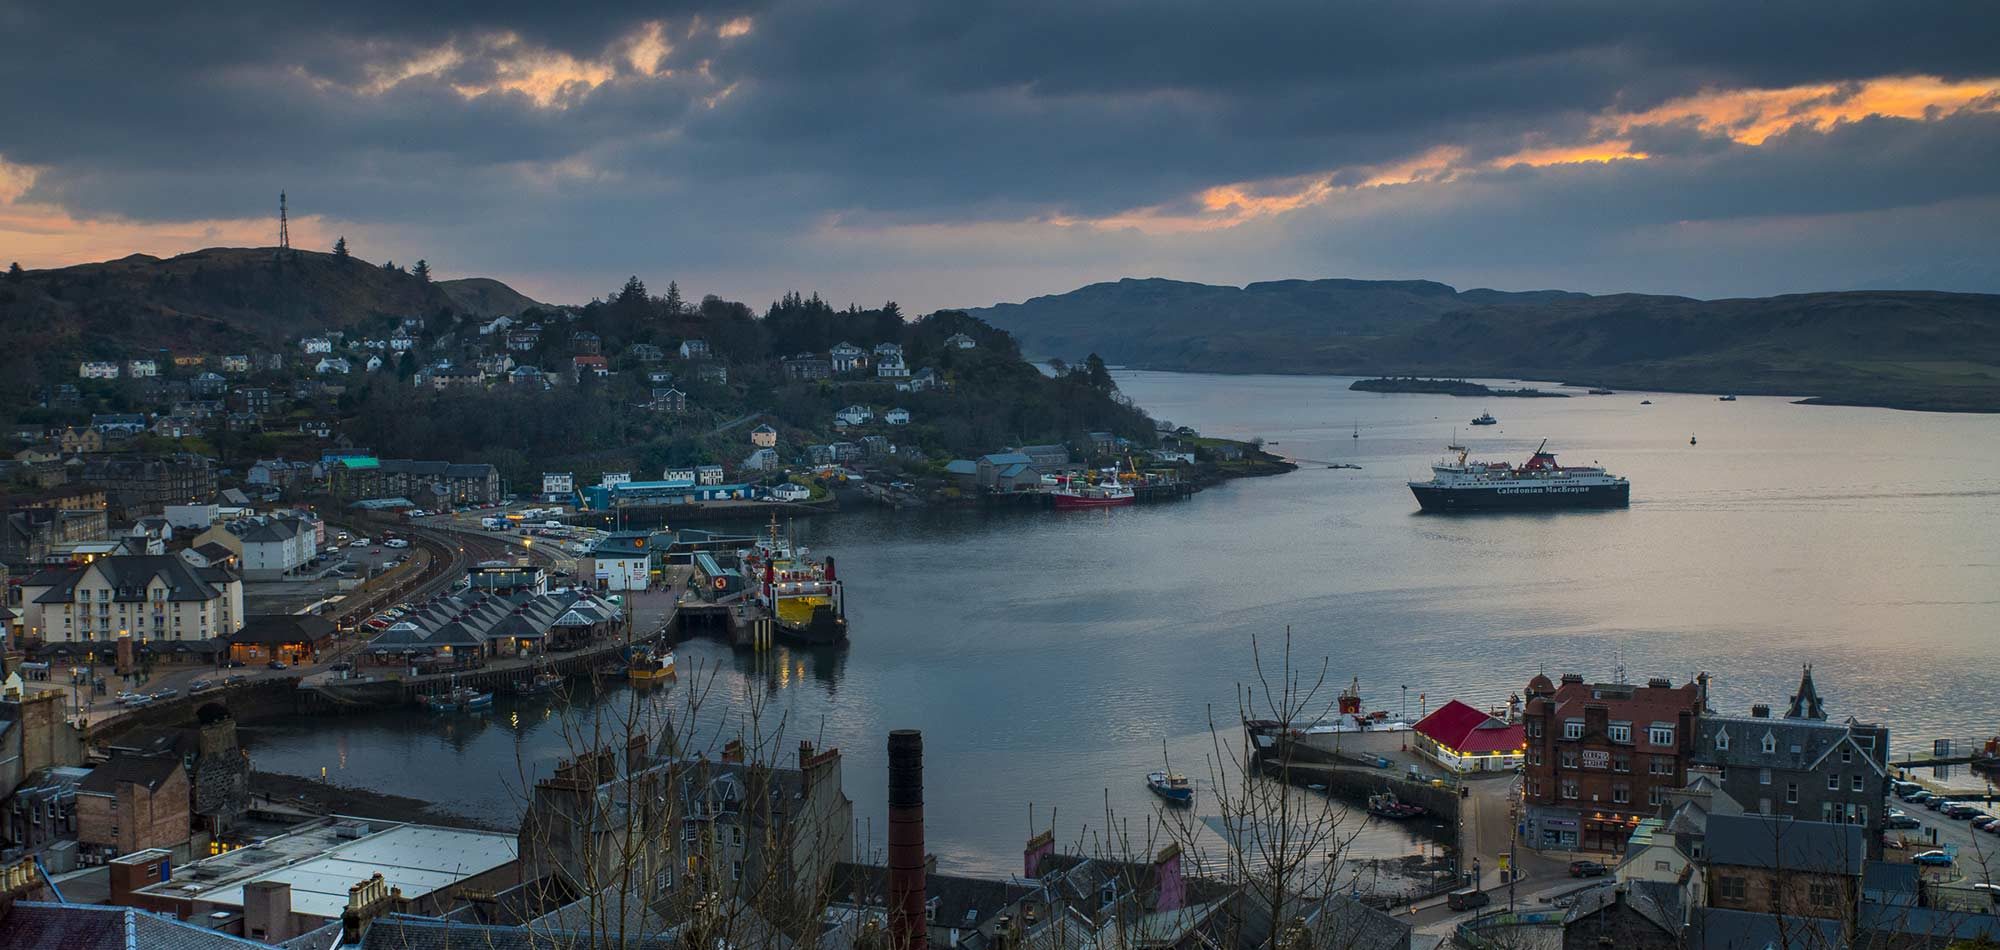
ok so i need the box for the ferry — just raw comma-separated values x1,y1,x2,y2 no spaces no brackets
1469,411,1498,426
743,517,847,645
627,647,676,684
1147,771,1194,806
1409,440,1629,512
1051,477,1135,509
426,686,493,714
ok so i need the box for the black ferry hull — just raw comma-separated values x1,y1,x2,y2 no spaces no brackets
1411,481,1628,512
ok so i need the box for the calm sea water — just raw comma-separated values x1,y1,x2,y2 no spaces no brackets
246,372,2000,874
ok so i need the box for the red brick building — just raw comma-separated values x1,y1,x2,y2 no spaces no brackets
1521,672,1706,852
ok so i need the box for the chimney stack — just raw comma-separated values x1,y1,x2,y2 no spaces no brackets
1751,704,1771,718
887,730,927,950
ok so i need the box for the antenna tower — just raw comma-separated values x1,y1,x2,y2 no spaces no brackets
278,192,291,251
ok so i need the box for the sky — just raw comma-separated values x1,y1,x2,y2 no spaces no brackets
2,1,1998,312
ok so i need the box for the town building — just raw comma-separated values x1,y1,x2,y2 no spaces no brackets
830,341,868,373
74,453,216,518
194,513,319,580
78,361,121,380
389,327,415,351
627,342,664,362
542,472,575,496
679,339,711,359
1703,813,1863,924
884,407,911,425
742,447,779,472
782,353,832,380
650,387,687,413
1692,666,1890,857
695,463,725,485
569,330,601,354
768,482,809,501
1411,699,1524,773
219,354,250,373
694,363,727,385
945,332,977,349
300,336,333,354
125,359,158,378
364,588,620,662
572,354,609,378
224,614,336,667
874,351,910,378
749,423,778,447
16,554,244,645
834,404,873,427
588,532,655,591
328,457,501,505
2,503,110,575
76,753,189,862
1522,672,1705,852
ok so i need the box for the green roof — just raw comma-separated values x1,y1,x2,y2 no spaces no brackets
338,456,381,469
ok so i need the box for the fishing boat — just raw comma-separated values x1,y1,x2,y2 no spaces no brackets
516,669,563,696
1470,411,1498,426
627,647,676,684
426,686,493,714
1147,771,1194,806
1367,792,1426,819
1051,477,1135,509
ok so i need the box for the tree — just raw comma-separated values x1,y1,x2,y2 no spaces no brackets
616,275,647,305
662,280,684,316
333,237,348,258
396,351,417,379
412,259,431,283
6,261,22,282
1084,352,1114,393
382,260,398,272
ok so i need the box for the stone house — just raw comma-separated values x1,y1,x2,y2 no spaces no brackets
76,753,189,862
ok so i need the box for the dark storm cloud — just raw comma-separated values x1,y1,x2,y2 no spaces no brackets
1,0,1997,302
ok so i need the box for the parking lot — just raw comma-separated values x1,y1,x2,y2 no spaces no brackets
241,534,413,614
1887,781,2000,891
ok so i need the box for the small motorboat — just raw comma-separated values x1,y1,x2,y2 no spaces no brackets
1367,792,1425,819
426,686,493,714
516,670,562,696
1470,411,1498,426
1147,771,1194,806
1719,394,1738,402
1690,433,1698,445
1640,400,1652,405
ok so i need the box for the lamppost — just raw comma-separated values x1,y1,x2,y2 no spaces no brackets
1401,685,1410,751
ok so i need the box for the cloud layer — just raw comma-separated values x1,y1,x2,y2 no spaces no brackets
2,1,1997,308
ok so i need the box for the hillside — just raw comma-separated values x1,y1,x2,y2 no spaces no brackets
438,277,544,317
0,247,539,394
969,278,2000,411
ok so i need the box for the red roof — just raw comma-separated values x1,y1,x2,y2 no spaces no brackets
1415,699,1524,754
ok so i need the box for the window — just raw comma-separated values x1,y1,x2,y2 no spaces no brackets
1608,723,1631,744
1649,787,1664,806
1611,785,1630,804
1715,731,1729,751
1759,768,1772,786
1613,754,1631,773
1563,720,1584,740
1527,720,1542,738
1787,783,1798,804
1762,734,1777,754
730,860,743,881
1827,774,1839,791
1717,876,1748,902
1561,780,1579,800
1822,802,1838,822
1560,750,1578,769
655,868,670,893
1852,775,1864,793
1649,725,1675,746
1809,881,1840,908
1651,756,1675,775
1530,750,1543,766
1528,780,1543,798
731,827,743,847
1654,860,1672,872
1841,746,1852,763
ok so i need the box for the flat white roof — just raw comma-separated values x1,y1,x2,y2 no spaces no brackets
138,820,516,921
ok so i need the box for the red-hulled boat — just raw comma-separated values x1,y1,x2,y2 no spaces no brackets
1051,477,1135,509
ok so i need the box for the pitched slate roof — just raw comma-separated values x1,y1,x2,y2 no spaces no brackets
1697,714,1885,775
0,902,270,950
31,555,231,604
77,753,183,795
366,590,613,653
1705,813,1865,876
229,614,336,645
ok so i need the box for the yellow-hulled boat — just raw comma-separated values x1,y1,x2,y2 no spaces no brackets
628,647,676,684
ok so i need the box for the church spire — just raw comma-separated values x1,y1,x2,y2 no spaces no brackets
1785,663,1826,720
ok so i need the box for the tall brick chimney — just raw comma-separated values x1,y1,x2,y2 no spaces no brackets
887,730,926,950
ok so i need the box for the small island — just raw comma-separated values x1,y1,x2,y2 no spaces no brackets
1350,377,1571,398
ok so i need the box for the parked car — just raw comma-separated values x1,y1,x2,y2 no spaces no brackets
1569,861,1609,878
1448,889,1492,911
385,538,410,549
1913,850,1955,867
224,674,249,686
348,539,370,548
221,659,247,668
1971,815,2000,831
1944,803,1986,820
189,679,214,692
267,660,289,670
1903,790,1935,803
1886,813,1922,830
152,687,177,699
329,662,353,673
1927,797,1955,811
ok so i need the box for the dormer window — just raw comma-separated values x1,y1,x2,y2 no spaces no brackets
1608,723,1632,744
1714,731,1729,751
1761,733,1776,754
1563,720,1584,740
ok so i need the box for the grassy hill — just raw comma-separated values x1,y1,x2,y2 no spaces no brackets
438,277,544,317
969,278,2000,411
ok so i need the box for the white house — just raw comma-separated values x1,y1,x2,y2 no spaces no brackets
663,465,697,484
749,424,778,447
220,355,250,373
390,328,416,352
695,464,725,485
365,355,384,372
315,356,352,375
945,332,977,349
874,351,909,379
834,405,873,427
16,555,244,644
767,482,810,502
884,408,911,425
542,472,575,495
79,361,121,380
126,359,159,378
590,534,653,591
301,336,333,354
479,316,514,336
743,447,779,472
208,515,317,580
600,472,632,489
829,342,868,373
872,342,903,358
679,339,711,359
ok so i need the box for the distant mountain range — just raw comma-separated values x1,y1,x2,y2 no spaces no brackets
966,277,2000,411
0,247,544,395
